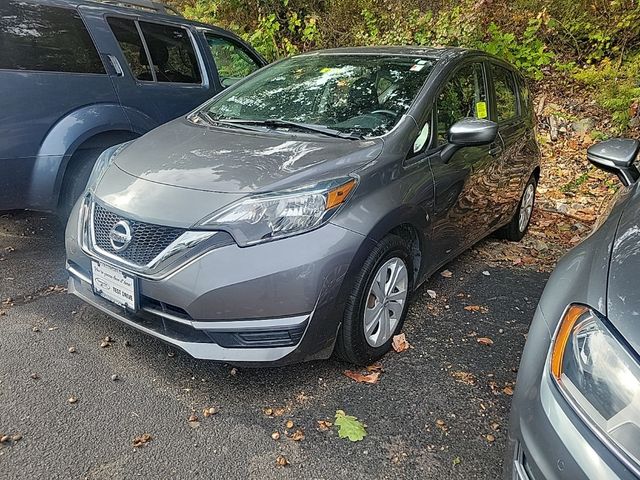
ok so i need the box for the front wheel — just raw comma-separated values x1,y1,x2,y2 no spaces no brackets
334,234,414,365
497,175,537,242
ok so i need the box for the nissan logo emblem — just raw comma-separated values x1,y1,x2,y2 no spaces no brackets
109,220,132,252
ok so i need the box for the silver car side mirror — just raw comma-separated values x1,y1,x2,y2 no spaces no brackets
587,138,640,187
441,118,498,163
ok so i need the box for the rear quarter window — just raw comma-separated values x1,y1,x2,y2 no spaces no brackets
0,1,104,74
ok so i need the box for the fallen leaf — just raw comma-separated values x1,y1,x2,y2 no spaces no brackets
482,271,491,276
68,346,76,353
490,422,501,431
133,433,152,448
0,435,9,443
11,434,22,442
68,396,78,404
263,407,273,416
335,410,367,442
317,420,333,431
440,269,453,278
275,455,289,467
290,429,305,441
392,333,410,353
464,305,488,313
435,419,448,432
30,373,39,380
451,371,476,385
477,337,494,346
486,434,496,443
99,341,110,348
365,362,383,373
453,456,461,466
502,385,514,395
343,370,381,384
229,367,238,376
426,289,437,299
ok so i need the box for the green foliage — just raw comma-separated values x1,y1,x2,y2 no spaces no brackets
574,54,640,130
334,409,367,442
479,20,554,80
175,0,640,130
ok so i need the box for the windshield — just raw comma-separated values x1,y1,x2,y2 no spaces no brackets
198,54,436,137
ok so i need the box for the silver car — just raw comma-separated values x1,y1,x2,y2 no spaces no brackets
505,139,640,479
66,47,540,365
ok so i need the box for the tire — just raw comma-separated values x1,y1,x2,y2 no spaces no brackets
58,148,102,219
335,234,414,365
497,175,537,242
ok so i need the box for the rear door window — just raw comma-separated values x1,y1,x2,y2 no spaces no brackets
138,22,202,84
107,17,153,81
436,63,488,144
491,64,519,122
205,34,261,87
0,1,104,74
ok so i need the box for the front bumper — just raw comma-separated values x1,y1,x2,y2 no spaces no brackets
506,308,638,480
65,199,370,365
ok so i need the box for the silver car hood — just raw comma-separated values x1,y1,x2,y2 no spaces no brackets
114,118,383,194
607,185,640,353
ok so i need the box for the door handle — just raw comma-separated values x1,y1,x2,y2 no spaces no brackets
106,54,124,77
489,145,503,157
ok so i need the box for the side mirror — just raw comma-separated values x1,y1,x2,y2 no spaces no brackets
441,118,498,163
587,139,640,187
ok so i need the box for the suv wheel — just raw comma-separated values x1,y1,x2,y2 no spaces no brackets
335,234,413,365
498,175,537,242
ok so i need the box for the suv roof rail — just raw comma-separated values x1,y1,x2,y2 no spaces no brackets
91,0,183,16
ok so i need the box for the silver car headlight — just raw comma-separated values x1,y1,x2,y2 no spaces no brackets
550,304,640,468
196,177,357,246
85,142,132,193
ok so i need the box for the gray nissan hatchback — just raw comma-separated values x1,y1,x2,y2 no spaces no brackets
65,47,541,366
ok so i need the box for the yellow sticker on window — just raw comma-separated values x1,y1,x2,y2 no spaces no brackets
476,101,488,119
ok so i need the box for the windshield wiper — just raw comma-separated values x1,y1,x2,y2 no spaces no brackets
221,119,363,140
193,111,266,133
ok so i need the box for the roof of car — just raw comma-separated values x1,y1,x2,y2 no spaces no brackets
297,46,480,60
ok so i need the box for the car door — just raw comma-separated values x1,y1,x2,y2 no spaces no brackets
488,62,531,222
81,9,217,127
200,30,265,88
428,60,504,259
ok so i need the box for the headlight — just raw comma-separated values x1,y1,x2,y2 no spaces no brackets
196,177,357,246
551,304,640,468
85,142,131,193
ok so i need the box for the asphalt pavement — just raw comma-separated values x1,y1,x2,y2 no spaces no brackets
0,210,548,479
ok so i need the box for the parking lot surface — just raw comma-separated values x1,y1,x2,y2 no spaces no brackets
0,210,547,479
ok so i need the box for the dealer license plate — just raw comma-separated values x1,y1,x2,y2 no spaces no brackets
91,261,137,310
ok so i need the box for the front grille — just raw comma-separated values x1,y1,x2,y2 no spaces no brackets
92,203,186,266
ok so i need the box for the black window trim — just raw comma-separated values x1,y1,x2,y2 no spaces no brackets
488,60,522,126
105,13,207,88
0,3,108,76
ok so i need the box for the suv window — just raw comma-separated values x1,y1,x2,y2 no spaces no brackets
205,34,261,87
491,64,519,122
139,22,202,84
107,17,153,81
436,63,487,144
0,1,104,74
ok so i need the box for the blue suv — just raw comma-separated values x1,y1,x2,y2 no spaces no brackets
0,0,265,214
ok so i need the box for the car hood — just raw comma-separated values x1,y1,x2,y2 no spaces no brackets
114,118,384,193
607,185,640,353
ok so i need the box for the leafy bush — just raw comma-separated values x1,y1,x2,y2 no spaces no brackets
574,53,640,130
478,20,554,80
